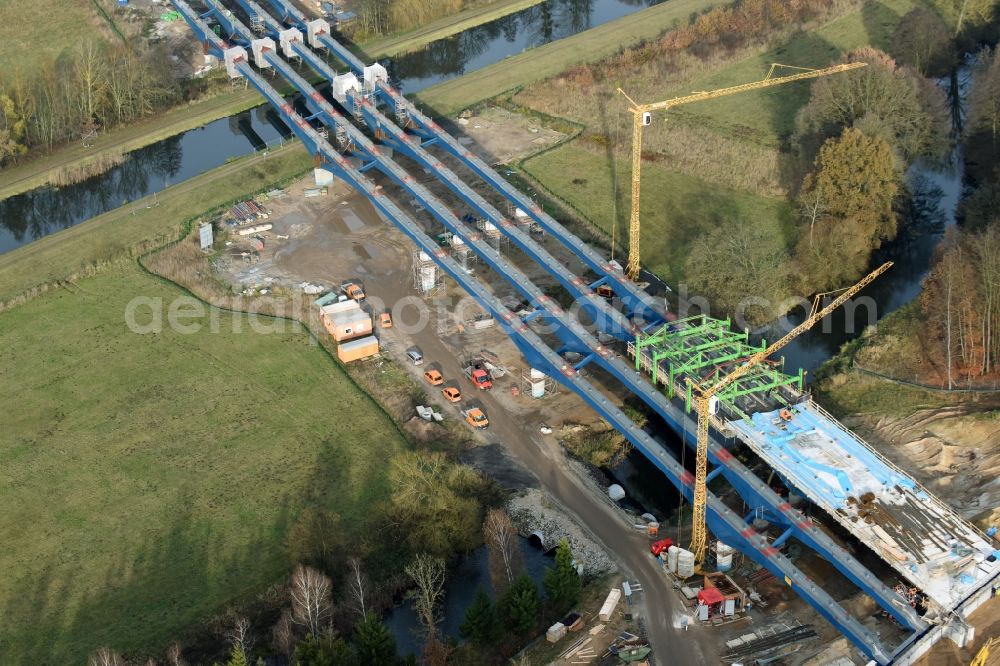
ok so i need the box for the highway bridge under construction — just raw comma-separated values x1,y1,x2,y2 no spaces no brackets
171,0,1000,661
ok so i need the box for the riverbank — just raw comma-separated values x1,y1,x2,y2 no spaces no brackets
360,0,548,57
0,0,717,202
0,143,311,307
414,0,725,115
0,89,265,201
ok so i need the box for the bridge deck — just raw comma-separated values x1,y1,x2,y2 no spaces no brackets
729,401,1000,611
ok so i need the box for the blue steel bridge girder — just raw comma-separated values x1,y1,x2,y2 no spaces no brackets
175,1,925,654
203,1,637,365
249,0,669,326
221,2,640,344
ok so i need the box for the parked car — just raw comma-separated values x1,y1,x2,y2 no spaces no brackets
406,347,424,365
442,386,462,402
424,369,444,385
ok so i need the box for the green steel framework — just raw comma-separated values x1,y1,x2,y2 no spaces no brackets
632,314,805,419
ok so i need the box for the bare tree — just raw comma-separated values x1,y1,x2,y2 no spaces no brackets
290,564,332,637
165,641,187,666
797,175,829,248
483,508,523,596
346,557,370,620
271,609,295,657
405,553,446,638
88,648,126,666
227,614,255,659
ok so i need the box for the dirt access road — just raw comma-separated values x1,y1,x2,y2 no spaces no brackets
392,321,713,663
238,187,716,661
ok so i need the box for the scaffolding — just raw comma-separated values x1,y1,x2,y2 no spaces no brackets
506,201,541,235
412,250,444,295
627,313,804,421
476,217,509,253
448,234,476,273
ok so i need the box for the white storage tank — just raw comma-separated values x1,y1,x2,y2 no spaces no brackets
529,368,546,398
666,545,679,574
676,548,696,579
716,541,734,572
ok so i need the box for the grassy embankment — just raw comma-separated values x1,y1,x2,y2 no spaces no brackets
0,144,312,307
361,0,547,57
0,0,545,200
507,0,925,285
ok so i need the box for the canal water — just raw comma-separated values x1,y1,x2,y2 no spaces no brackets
0,0,660,253
384,538,552,658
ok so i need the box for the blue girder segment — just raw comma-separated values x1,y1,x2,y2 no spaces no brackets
278,35,636,341
261,0,666,327
177,2,924,654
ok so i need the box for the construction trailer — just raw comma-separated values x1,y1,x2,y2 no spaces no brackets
320,300,372,342
336,335,378,363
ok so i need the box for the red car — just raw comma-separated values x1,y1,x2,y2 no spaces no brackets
650,538,673,556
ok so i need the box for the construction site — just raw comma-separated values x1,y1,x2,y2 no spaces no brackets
156,0,1000,663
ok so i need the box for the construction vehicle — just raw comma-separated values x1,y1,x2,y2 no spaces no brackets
462,406,489,429
970,636,997,666
686,262,892,564
442,386,462,403
423,369,444,385
340,281,365,302
650,538,673,556
616,62,865,280
465,363,493,390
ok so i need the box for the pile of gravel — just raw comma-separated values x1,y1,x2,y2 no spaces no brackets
507,489,616,576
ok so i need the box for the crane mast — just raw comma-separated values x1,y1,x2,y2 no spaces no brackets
616,61,866,281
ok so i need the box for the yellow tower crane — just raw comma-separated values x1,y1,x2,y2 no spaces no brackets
685,261,893,564
616,61,866,281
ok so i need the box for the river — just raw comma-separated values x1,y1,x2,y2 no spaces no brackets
384,538,552,658
0,0,660,253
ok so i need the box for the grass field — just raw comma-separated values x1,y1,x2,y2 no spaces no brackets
0,0,105,71
662,0,924,145
522,143,792,282
0,263,407,663
0,144,311,306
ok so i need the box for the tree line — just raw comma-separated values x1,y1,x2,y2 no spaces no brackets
84,506,583,666
918,47,1000,387
0,37,185,166
687,43,948,324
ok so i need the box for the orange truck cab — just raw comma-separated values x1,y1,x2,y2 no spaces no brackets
341,282,365,302
463,407,489,429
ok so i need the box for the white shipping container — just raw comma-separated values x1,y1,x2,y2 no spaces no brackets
545,623,567,643
321,300,362,315
238,224,272,236
598,588,622,621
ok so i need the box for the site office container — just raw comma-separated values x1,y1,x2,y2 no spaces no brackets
337,335,379,363
321,302,372,342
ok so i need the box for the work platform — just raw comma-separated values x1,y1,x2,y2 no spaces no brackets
729,401,1000,612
